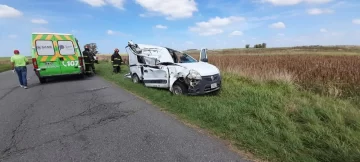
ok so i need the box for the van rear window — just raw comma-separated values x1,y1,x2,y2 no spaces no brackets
58,40,75,55
36,40,55,56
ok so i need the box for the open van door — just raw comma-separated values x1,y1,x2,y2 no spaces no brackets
33,36,62,76
199,48,208,62
56,35,82,75
125,41,145,82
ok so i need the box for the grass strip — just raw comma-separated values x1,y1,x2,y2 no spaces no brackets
0,64,11,73
96,62,360,162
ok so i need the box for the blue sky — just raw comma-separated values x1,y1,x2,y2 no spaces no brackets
0,0,360,56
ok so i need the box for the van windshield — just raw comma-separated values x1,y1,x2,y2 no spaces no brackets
167,48,198,63
179,53,197,63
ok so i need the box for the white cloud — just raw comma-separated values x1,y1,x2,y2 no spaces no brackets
189,16,245,36
79,0,125,9
262,0,332,6
269,22,286,29
135,0,198,19
155,24,167,29
31,19,48,24
353,19,360,25
8,34,17,39
0,5,23,18
278,33,285,36
107,30,116,35
320,28,328,32
307,8,334,15
79,0,106,7
106,29,131,36
229,31,243,36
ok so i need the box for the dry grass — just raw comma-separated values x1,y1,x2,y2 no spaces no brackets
186,46,360,56
97,47,360,98
203,55,360,97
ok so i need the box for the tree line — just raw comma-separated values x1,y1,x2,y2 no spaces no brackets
245,43,267,48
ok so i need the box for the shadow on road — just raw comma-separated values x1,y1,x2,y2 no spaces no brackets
30,75,94,88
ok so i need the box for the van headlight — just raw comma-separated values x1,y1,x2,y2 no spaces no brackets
187,69,202,80
186,69,202,87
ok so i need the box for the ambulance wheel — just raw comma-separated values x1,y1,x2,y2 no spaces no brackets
78,74,85,79
172,81,188,95
132,74,140,83
39,77,46,84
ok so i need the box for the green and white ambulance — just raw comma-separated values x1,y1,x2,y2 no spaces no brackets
31,32,86,83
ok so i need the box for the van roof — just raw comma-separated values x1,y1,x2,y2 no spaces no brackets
32,32,73,35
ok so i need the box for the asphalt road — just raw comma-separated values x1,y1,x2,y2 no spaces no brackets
0,66,249,162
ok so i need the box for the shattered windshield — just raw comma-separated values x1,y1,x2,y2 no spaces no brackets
178,53,197,63
167,47,198,63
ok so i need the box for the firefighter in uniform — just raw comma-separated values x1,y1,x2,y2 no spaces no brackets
111,48,123,74
83,46,96,74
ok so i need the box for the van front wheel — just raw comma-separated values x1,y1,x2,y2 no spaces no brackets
172,82,188,95
132,74,140,83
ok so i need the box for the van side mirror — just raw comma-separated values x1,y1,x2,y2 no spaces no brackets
200,58,208,62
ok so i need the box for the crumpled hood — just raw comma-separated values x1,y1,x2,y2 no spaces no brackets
177,62,220,76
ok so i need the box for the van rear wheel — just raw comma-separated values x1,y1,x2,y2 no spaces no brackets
39,77,46,84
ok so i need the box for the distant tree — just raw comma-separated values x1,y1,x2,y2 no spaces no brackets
245,44,250,48
258,44,263,48
254,44,258,48
262,43,267,48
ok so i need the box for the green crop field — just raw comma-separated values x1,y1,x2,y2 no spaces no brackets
0,57,11,73
0,56,31,73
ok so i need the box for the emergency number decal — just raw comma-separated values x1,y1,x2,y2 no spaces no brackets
62,61,79,67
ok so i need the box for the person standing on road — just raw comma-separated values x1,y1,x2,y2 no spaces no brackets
83,46,96,74
11,50,28,89
111,48,123,74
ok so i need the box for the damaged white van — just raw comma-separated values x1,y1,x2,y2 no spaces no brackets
124,41,222,95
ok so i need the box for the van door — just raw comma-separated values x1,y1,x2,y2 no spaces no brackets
199,48,208,62
127,46,144,79
142,57,168,88
143,65,169,88
57,39,81,74
35,38,62,76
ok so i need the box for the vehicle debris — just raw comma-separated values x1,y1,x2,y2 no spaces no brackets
124,41,221,95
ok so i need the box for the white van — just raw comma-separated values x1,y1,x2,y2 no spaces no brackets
125,41,222,95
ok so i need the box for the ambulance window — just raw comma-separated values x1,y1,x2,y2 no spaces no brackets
36,40,55,56
58,40,75,55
